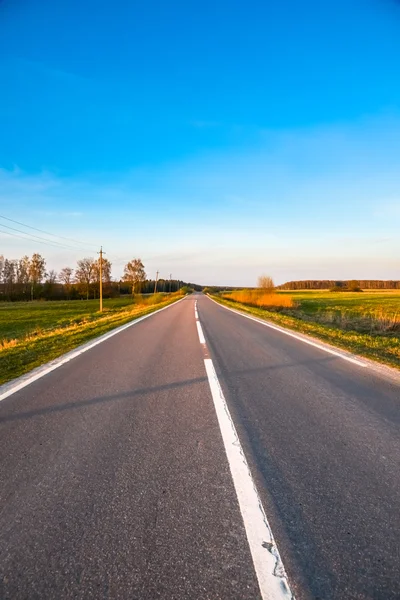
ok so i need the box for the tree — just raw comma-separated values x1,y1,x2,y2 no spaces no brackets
28,253,46,299
59,267,74,299
93,257,112,283
46,269,58,284
257,275,275,291
43,270,58,299
92,256,112,299
75,257,96,299
348,280,362,292
28,253,46,284
16,256,30,285
3,259,16,297
123,258,146,294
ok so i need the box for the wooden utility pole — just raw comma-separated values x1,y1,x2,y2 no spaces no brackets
154,271,159,294
98,246,104,312
169,274,172,293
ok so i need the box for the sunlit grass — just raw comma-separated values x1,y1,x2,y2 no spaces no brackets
281,291,400,333
0,292,183,385
213,290,400,369
222,289,295,309
0,297,136,342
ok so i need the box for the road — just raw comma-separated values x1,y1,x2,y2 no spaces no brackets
0,293,399,599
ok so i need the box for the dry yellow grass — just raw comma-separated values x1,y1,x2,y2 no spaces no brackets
222,290,295,309
0,312,123,352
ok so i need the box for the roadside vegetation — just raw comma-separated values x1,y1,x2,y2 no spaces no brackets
224,289,295,309
0,292,184,385
213,280,400,369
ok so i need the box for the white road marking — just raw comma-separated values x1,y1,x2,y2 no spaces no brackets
207,296,366,368
196,320,206,344
195,310,199,319
203,354,293,599
195,307,293,598
0,297,186,403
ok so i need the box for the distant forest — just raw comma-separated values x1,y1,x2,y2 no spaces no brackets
278,280,400,290
0,278,203,302
0,252,203,301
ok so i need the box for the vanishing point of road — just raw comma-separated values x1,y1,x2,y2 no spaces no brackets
0,293,399,599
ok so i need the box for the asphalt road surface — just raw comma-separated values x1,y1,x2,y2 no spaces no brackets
0,294,399,599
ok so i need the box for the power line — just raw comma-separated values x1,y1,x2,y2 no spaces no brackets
0,225,91,252
0,222,95,253
0,222,87,251
0,226,72,250
0,225,96,254
0,214,98,250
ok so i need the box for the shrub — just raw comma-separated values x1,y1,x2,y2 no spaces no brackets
222,289,295,310
257,275,275,291
348,280,363,292
330,285,363,293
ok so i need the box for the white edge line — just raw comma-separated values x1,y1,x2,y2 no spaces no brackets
196,320,206,344
207,296,366,368
204,357,294,600
0,297,186,403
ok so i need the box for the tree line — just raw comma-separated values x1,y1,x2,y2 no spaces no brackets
277,280,400,290
0,253,202,301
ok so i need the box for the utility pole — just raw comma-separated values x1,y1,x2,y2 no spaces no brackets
98,246,104,312
169,273,172,293
154,270,159,294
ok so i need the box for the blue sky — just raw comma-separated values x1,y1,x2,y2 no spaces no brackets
1,0,400,285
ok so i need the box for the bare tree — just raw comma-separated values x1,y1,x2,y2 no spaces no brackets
59,267,73,285
43,270,58,299
123,258,146,294
75,257,96,299
3,258,16,296
93,257,112,283
46,269,58,284
16,256,30,285
257,274,275,291
16,256,31,297
59,267,74,299
28,253,46,300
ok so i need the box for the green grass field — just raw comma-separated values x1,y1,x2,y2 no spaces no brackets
0,297,136,342
216,290,400,369
284,290,400,332
0,293,181,385
287,289,400,310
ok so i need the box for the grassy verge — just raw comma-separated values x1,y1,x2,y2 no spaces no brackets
212,295,400,370
0,294,183,385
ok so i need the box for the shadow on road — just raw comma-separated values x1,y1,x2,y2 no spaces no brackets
0,376,208,424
